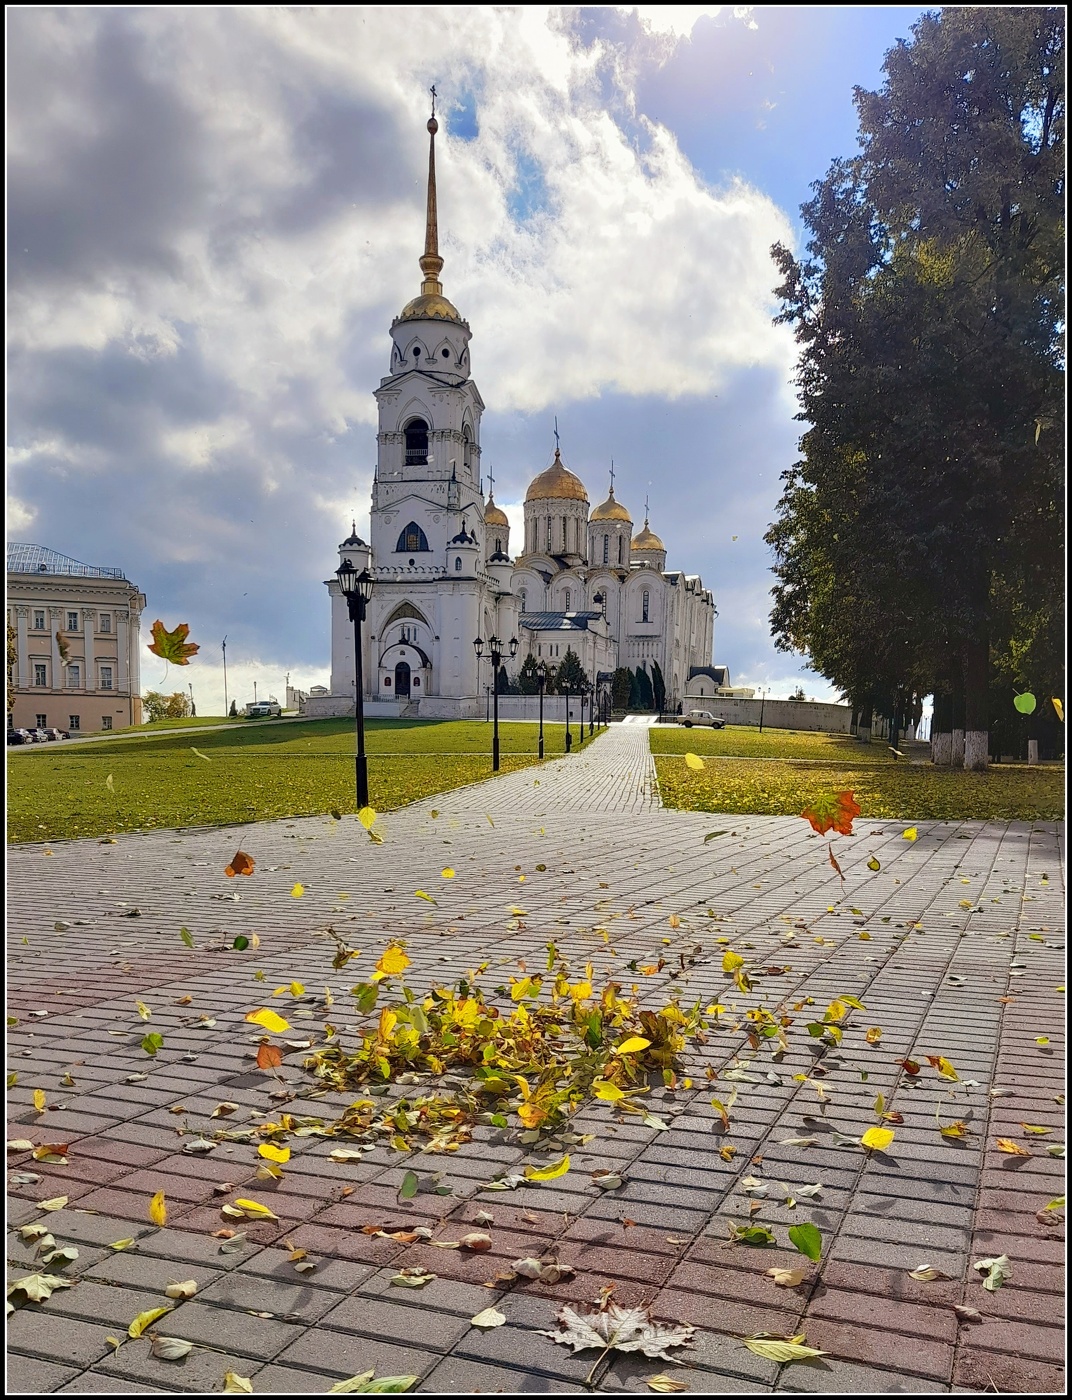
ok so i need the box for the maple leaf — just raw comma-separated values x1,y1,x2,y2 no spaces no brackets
540,1302,695,1368
801,790,860,836
148,620,200,666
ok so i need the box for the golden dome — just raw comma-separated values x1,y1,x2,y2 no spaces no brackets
525,449,589,504
631,522,665,553
397,292,463,324
590,488,631,523
484,495,509,527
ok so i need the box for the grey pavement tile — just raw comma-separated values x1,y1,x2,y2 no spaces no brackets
7,1354,81,1395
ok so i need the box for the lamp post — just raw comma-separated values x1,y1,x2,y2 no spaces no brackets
758,686,768,734
336,559,375,809
537,661,548,759
588,680,595,736
474,634,518,772
564,682,572,752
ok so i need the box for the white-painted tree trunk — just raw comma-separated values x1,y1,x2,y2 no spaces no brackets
963,730,988,771
931,731,951,764
1027,739,1039,765
857,725,871,744
951,728,965,766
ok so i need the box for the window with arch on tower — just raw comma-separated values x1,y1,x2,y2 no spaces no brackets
546,518,552,552
618,536,624,564
642,590,650,622
454,557,462,572
602,534,609,564
565,589,571,611
404,418,429,465
395,521,430,552
462,426,472,473
562,517,568,551
519,589,527,612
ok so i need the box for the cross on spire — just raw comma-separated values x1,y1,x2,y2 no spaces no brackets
430,84,437,118
644,494,650,524
486,463,495,498
609,459,615,493
553,416,560,454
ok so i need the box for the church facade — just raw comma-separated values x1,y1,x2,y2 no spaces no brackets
318,111,715,719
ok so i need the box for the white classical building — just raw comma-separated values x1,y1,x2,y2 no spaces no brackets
315,111,715,719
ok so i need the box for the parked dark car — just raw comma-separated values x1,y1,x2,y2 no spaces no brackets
7,728,31,745
42,728,68,742
29,728,51,743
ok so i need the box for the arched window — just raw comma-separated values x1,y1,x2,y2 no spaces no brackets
565,589,571,611
519,589,527,613
562,516,568,550
462,425,472,474
546,517,552,552
494,537,502,554
395,521,430,552
602,534,609,564
404,418,429,465
454,556,462,572
618,536,623,564
642,590,650,622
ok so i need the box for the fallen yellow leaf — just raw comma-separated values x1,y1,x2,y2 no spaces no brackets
258,1143,291,1164
149,1190,167,1226
860,1126,895,1152
245,1008,290,1034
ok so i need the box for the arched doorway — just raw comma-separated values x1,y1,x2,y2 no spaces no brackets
394,662,411,698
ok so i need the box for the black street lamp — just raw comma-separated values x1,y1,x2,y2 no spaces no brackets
336,559,375,809
536,661,549,759
474,634,518,771
564,681,572,752
758,686,768,734
588,680,595,736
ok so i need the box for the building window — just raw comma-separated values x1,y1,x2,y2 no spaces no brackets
100,666,114,690
68,664,81,687
102,716,113,730
618,536,623,564
603,534,609,564
395,521,429,552
642,590,650,623
546,518,552,552
69,715,80,730
33,610,45,630
36,713,46,728
34,664,47,686
403,418,429,465
565,589,571,611
519,589,527,612
454,557,461,572
99,614,112,633
494,537,502,554
67,611,79,631
562,517,568,550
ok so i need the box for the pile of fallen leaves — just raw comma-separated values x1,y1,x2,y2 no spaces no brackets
298,940,704,1147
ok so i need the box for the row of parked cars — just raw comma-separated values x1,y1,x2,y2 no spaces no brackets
7,727,70,745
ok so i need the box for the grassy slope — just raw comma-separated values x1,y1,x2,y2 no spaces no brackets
651,726,1064,821
7,719,569,843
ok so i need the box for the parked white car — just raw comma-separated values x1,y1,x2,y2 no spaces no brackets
677,709,726,729
246,701,281,718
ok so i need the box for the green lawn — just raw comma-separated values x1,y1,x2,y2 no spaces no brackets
649,723,907,763
653,726,1064,822
7,719,568,844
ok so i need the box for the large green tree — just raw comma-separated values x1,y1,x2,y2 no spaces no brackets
767,7,1064,769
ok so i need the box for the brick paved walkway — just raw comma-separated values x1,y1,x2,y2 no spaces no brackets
7,726,1065,1394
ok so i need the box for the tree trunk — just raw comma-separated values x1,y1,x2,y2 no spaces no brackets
961,632,989,771
857,698,873,744
931,680,952,764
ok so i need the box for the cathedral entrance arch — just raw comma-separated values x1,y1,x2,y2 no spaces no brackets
394,662,411,697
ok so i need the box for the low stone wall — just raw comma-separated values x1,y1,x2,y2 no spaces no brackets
671,697,855,733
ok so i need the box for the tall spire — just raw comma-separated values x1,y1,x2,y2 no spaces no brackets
419,86,444,297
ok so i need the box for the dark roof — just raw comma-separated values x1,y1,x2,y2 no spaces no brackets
520,611,601,632
688,665,729,686
488,547,511,563
340,531,367,547
449,524,478,544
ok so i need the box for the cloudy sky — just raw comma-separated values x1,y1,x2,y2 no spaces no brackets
8,4,927,712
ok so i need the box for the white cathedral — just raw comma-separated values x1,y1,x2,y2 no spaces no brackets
317,110,716,719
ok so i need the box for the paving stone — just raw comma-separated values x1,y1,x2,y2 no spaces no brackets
277,1330,435,1380
56,1377,170,1394
7,1311,115,1369
92,1346,261,1394
422,1355,586,1392
199,1270,348,1323
6,1354,81,1395
776,1358,950,1392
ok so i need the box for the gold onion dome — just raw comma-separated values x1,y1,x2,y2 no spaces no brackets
631,521,665,552
397,291,462,323
525,449,589,504
590,488,631,523
484,495,509,527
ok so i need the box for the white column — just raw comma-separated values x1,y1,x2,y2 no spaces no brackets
15,606,30,688
116,611,130,692
83,609,96,691
128,610,142,700
49,608,63,690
